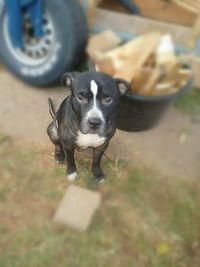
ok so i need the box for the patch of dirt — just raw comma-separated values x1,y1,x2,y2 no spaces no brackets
0,193,54,233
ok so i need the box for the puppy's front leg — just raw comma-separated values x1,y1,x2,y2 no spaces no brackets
64,146,77,181
92,142,109,182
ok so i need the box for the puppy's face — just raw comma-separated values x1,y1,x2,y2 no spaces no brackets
62,72,130,135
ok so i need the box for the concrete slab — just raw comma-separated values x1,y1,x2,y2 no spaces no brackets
53,185,101,231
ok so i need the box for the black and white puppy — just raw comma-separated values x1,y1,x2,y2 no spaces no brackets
47,71,130,182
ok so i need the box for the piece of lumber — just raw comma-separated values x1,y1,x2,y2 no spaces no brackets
131,0,196,26
153,85,179,96
189,15,200,49
114,32,161,84
100,0,198,28
96,57,116,75
171,0,200,14
99,37,148,71
192,57,200,88
99,0,128,13
87,30,121,62
156,34,178,73
131,67,153,94
156,81,175,91
95,32,160,75
157,66,178,85
139,67,164,95
177,68,193,86
154,79,181,96
105,35,149,60
153,66,192,96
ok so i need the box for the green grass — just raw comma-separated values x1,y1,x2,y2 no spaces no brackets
175,89,200,116
0,134,200,267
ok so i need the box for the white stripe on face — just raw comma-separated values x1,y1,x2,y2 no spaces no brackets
91,80,98,100
86,80,105,122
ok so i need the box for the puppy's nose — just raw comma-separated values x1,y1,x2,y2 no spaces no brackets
88,117,102,130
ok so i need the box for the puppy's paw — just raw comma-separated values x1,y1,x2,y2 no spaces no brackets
55,152,65,164
67,172,78,182
95,176,106,184
93,170,106,183
97,177,106,183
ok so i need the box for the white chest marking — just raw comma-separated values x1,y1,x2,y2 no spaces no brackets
76,131,105,148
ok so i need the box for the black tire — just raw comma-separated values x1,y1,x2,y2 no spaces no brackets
0,0,88,86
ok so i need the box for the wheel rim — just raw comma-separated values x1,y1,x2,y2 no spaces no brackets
3,11,56,66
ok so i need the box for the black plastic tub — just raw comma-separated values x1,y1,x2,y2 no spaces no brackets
117,79,193,132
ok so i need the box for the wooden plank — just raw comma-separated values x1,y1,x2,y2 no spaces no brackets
99,0,196,26
99,0,128,13
94,9,192,47
192,57,200,88
131,0,196,27
171,0,200,14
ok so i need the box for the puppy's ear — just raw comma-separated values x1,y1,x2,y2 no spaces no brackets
61,72,76,90
115,78,131,95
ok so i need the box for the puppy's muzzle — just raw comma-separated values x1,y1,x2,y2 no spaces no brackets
87,117,102,131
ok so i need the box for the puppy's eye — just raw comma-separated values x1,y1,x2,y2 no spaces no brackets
102,97,113,105
77,95,87,103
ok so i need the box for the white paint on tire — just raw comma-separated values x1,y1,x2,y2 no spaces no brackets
20,43,61,76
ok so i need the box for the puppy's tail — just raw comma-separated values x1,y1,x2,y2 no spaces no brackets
48,97,56,120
